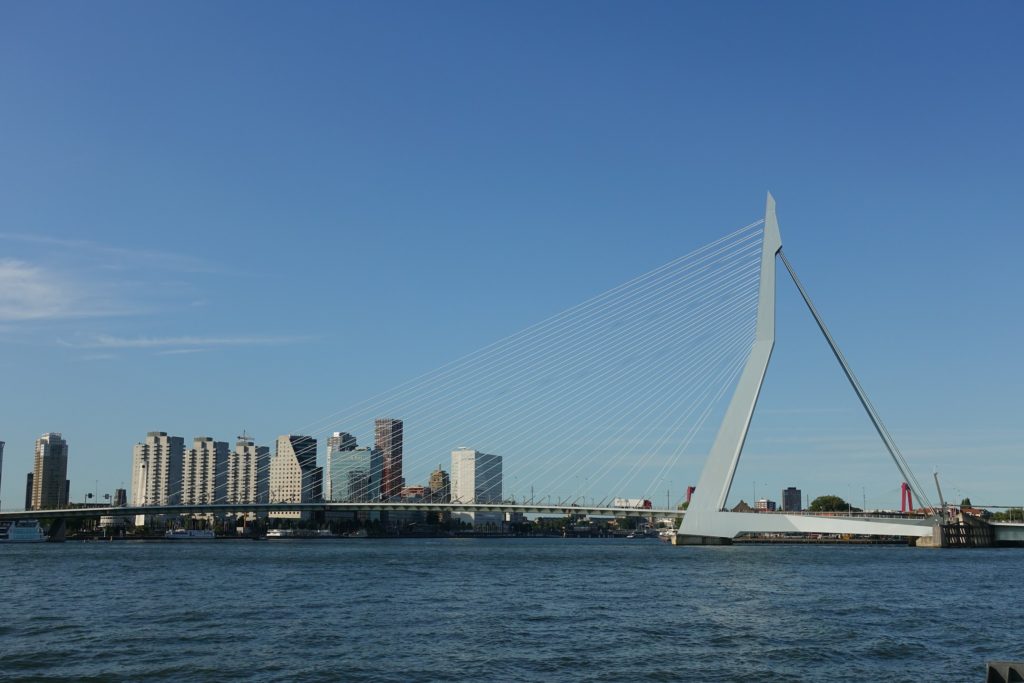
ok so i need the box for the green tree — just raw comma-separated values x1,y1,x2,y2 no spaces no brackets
808,495,858,512
960,497,972,507
991,507,1023,522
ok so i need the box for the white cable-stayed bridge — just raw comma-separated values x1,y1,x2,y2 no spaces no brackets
12,194,1007,545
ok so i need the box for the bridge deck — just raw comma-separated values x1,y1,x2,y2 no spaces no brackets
0,502,683,521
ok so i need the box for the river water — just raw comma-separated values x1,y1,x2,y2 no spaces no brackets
1,539,1020,681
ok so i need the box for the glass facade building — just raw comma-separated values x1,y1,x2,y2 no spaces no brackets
328,446,382,502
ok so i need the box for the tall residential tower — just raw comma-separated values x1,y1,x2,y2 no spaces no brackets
31,433,69,510
181,437,229,505
131,432,185,511
227,433,270,506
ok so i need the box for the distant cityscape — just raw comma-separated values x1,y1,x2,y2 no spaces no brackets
1,419,515,530
1,428,819,531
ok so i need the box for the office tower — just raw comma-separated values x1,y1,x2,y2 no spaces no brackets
268,435,318,520
428,465,450,503
113,488,128,507
451,448,502,527
374,418,403,500
450,448,502,504
25,473,33,510
782,486,802,512
31,432,69,510
182,437,229,505
328,446,381,502
63,479,70,508
324,432,357,501
131,432,185,509
0,440,4,508
309,467,323,503
227,434,270,505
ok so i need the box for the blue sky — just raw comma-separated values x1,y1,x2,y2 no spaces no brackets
1,2,1022,509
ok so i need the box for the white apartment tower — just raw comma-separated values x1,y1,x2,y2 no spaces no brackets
131,432,185,521
181,437,229,505
32,432,69,510
268,435,319,520
227,434,270,506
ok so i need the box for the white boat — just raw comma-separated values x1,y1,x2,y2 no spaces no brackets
164,528,216,540
0,520,47,543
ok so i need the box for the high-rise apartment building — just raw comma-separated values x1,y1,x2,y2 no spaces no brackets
182,437,229,505
782,486,802,512
32,432,69,510
428,465,450,503
268,435,319,520
328,446,382,502
375,418,403,500
131,432,185,513
324,432,357,501
227,434,270,506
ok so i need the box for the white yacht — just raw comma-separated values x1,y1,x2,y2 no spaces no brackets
0,520,47,543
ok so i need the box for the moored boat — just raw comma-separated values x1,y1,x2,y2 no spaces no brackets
164,528,216,540
0,520,47,543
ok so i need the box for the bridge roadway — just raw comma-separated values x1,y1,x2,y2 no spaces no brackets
0,502,685,522
1,503,942,535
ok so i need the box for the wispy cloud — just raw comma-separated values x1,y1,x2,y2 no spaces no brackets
64,334,311,349
0,232,217,273
81,353,118,361
0,259,130,321
0,231,223,330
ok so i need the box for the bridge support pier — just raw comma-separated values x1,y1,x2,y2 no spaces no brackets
915,516,995,548
46,518,66,542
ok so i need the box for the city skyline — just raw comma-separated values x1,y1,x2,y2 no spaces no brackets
2,4,1023,508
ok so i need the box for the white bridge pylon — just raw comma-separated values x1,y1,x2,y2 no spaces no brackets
678,194,936,542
